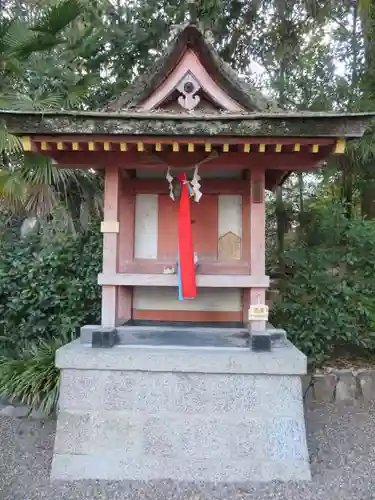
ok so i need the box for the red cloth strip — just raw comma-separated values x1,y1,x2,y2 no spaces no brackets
177,172,197,299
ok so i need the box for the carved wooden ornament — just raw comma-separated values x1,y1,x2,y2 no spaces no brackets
176,72,201,110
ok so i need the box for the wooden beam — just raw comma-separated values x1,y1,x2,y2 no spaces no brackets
31,134,337,147
133,309,242,323
98,273,270,288
20,136,32,151
123,179,248,195
119,260,250,275
21,136,39,153
40,141,51,151
40,163,101,170
335,138,346,154
49,150,327,171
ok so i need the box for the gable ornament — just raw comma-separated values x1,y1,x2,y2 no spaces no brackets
176,72,201,111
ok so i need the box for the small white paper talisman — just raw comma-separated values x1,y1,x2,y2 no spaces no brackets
248,304,269,322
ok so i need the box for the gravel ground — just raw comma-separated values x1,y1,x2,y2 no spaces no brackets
1,402,375,500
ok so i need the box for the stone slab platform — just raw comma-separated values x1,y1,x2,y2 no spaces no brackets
51,335,310,482
80,324,287,348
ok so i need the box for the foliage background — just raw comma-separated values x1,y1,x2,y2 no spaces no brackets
270,201,375,364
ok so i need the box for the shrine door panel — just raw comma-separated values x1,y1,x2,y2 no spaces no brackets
132,287,242,323
158,194,218,261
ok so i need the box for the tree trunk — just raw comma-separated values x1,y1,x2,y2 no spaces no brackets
360,1,375,217
275,185,285,272
298,172,304,214
361,161,375,218
342,160,354,219
342,0,358,219
275,3,287,272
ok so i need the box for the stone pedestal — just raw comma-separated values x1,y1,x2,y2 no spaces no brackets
51,328,310,482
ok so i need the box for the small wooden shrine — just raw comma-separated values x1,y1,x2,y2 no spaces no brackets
3,24,372,344
2,22,374,483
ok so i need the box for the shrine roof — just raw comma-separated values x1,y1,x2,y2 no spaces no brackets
1,109,374,138
102,23,279,112
2,24,375,143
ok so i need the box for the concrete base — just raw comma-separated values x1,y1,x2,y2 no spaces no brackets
51,329,310,482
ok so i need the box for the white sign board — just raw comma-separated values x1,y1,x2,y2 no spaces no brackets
248,304,269,322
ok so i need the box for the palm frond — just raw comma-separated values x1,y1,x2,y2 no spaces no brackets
0,93,35,111
21,156,67,216
21,154,72,186
0,129,23,154
0,57,24,80
16,33,65,59
31,0,84,36
353,131,375,165
32,94,64,111
0,150,102,228
0,18,12,44
2,20,32,51
71,170,103,229
0,168,27,208
24,183,58,217
64,76,94,108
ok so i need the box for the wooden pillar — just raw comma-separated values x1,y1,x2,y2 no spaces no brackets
117,178,135,323
101,168,136,326
101,165,121,327
248,167,267,332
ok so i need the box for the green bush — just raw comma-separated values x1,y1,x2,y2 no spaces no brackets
271,204,375,364
0,223,102,354
0,332,75,415
0,222,102,412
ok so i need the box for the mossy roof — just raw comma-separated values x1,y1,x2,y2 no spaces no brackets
1,21,374,144
0,109,374,138
1,24,374,138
